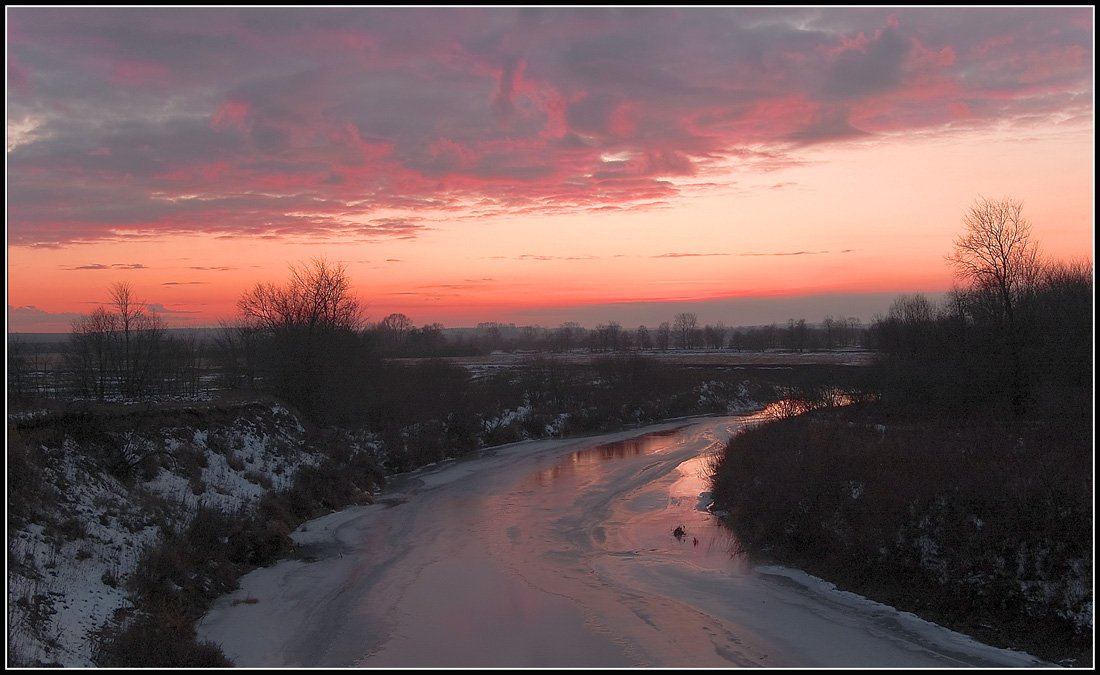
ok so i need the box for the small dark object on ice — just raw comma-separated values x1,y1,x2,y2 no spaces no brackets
673,525,686,540
693,537,698,546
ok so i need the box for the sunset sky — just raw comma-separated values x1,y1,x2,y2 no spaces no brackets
6,6,1094,333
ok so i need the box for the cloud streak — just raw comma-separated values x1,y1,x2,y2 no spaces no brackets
62,263,149,270
739,250,832,257
652,253,731,259
6,7,1091,248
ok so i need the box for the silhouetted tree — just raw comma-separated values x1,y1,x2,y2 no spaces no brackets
67,307,118,398
591,321,623,352
551,322,581,352
703,322,727,349
655,321,671,351
238,257,362,333
821,316,839,351
1021,258,1093,417
945,196,1043,415
7,336,33,407
213,320,262,389
235,257,369,423
411,322,448,356
783,318,808,353
374,313,414,355
673,312,698,349
64,283,167,399
109,282,167,397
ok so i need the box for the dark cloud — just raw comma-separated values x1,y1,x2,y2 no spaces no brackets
63,263,149,270
7,7,1091,248
146,303,200,315
823,24,911,100
7,304,86,333
785,105,869,145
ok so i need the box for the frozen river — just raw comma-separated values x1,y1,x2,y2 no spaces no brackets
197,413,1048,668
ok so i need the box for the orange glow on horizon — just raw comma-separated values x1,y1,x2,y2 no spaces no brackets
6,8,1093,334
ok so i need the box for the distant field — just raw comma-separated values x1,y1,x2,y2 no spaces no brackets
400,349,875,371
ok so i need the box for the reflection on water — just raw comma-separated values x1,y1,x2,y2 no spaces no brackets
761,389,856,419
527,427,685,488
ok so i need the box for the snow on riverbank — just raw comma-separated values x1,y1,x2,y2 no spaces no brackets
6,403,324,666
198,416,1052,668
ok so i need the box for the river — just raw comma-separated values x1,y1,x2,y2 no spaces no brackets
196,412,1048,668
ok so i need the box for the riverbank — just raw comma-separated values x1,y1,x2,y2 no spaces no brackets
709,403,1092,667
198,414,1051,667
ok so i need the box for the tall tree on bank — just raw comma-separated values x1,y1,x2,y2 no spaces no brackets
945,196,1042,415
237,257,362,334
65,282,168,399
236,257,369,422
109,281,167,398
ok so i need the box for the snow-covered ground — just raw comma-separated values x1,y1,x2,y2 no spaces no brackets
6,402,324,667
197,414,1051,668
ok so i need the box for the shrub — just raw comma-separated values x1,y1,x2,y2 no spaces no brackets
709,402,1092,664
91,613,232,667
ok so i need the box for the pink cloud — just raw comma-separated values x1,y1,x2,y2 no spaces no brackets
211,100,251,131
1018,45,1089,84
7,55,33,93
110,58,169,86
5,8,1092,249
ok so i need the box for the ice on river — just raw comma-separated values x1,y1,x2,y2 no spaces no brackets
197,415,1049,668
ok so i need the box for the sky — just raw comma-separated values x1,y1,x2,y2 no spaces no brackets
6,6,1095,333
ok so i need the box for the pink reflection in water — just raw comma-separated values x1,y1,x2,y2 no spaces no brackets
527,427,685,488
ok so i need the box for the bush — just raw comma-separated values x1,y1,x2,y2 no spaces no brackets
91,613,232,667
709,403,1092,664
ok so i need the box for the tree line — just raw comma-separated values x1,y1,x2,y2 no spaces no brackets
870,196,1092,420
8,270,869,410
358,312,867,357
708,196,1093,663
10,194,1087,426
8,282,208,405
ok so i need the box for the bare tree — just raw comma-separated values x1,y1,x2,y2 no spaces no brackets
234,257,367,421
109,282,166,397
655,321,671,351
64,284,167,399
552,322,585,353
111,282,139,395
945,196,1043,415
67,307,119,398
238,257,362,333
822,316,838,351
672,312,698,349
379,312,413,336
875,294,940,360
595,321,622,352
703,322,727,349
7,336,31,406
946,196,1042,328
373,312,415,355
784,318,808,353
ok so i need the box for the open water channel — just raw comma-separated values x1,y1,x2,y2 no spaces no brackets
197,412,1048,668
